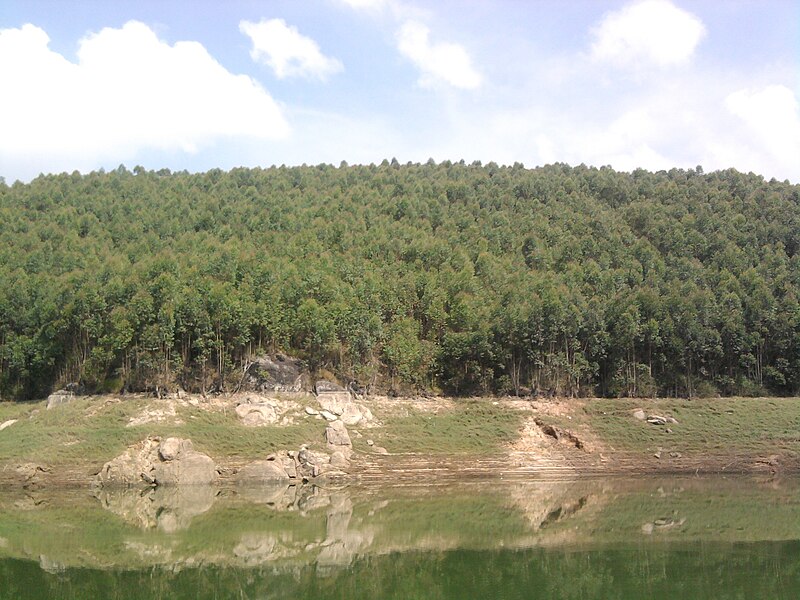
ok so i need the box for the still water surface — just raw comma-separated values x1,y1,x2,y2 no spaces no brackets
1,476,799,599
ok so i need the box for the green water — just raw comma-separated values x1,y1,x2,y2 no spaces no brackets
1,477,799,599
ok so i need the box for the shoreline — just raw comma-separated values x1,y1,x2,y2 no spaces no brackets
1,393,795,488
0,394,800,488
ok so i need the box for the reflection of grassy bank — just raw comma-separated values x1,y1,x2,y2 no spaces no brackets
2,477,800,573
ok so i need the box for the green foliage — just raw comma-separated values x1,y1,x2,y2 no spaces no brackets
1,163,799,399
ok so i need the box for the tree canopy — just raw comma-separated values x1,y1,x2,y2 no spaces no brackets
1,162,798,399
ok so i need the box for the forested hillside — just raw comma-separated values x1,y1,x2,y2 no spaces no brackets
1,161,799,400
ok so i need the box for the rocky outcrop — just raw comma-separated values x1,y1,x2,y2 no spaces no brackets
315,380,352,414
96,437,217,487
244,354,307,393
314,380,374,426
46,383,84,410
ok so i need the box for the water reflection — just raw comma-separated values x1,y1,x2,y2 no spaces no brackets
1,476,800,598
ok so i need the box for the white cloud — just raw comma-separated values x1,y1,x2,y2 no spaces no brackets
591,0,706,68
0,21,289,180
396,20,481,90
724,85,800,178
338,0,388,11
240,19,343,81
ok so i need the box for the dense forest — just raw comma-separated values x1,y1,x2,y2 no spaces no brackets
0,161,799,400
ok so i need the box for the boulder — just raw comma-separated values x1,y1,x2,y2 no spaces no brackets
320,410,338,421
315,380,352,415
340,403,366,426
46,390,75,410
236,459,290,484
330,450,351,469
0,419,18,431
305,406,319,415
244,354,307,393
97,438,161,486
159,437,193,461
325,420,352,450
153,451,217,486
235,401,279,426
632,409,646,421
315,380,346,394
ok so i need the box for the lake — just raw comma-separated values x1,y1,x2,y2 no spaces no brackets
1,475,799,599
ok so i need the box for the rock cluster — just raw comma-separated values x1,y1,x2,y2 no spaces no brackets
235,428,354,486
314,380,374,426
96,437,217,486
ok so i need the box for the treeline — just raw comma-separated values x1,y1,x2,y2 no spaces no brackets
0,161,798,400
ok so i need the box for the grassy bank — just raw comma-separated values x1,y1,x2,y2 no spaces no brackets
562,397,800,462
1,395,800,481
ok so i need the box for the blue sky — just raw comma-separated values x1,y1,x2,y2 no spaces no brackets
1,0,798,182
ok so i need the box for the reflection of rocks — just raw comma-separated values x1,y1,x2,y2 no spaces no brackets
95,485,216,532
39,554,66,573
317,492,374,572
233,533,278,565
641,516,686,535
236,482,297,509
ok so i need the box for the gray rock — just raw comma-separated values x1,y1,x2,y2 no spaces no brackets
647,415,668,426
305,406,319,415
320,410,338,421
236,459,290,484
315,380,346,393
315,380,353,416
97,438,161,486
159,437,193,461
373,446,389,455
340,403,365,426
235,402,279,426
46,390,74,410
0,419,18,431
282,455,298,479
153,451,217,486
330,450,350,469
244,354,307,393
325,420,352,449
632,408,646,420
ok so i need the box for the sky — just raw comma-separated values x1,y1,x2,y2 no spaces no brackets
0,0,798,183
